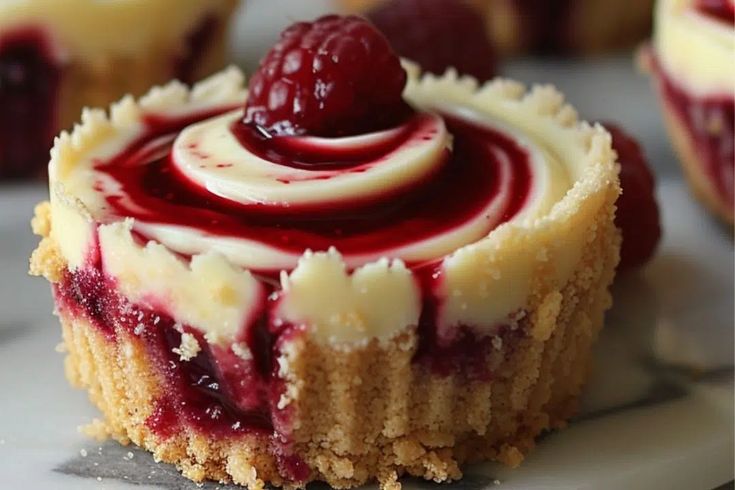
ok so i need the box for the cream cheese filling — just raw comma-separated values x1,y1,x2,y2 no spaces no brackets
654,0,735,96
172,111,449,207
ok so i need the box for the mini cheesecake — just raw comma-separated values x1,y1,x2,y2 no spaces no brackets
0,0,237,180
30,16,621,488
30,66,620,489
646,0,734,224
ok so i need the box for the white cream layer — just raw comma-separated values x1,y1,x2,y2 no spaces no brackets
172,112,448,207
48,68,619,345
654,0,735,96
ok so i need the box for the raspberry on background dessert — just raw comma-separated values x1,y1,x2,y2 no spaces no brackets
244,15,411,136
603,123,662,269
365,0,497,82
0,0,238,181
30,14,621,490
341,0,654,57
645,0,734,224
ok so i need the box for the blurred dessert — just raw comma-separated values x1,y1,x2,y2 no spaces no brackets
342,0,655,57
603,123,662,269
646,0,734,224
0,0,238,180
365,0,497,81
30,14,623,490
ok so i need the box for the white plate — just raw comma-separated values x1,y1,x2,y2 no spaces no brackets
0,1,733,488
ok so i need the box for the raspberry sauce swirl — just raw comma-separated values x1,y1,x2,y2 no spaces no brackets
695,0,735,25
92,107,535,273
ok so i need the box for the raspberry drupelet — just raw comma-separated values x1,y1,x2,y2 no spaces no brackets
244,15,410,137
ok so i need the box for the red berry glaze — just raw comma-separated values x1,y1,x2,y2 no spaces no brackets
244,15,409,137
367,0,497,82
695,0,735,25
603,123,661,270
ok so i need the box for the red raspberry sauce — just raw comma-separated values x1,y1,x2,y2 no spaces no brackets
96,110,532,273
651,54,735,209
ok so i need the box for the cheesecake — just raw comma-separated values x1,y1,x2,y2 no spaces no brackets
0,0,237,180
30,15,621,489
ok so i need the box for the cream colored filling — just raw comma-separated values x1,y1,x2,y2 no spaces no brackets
276,249,421,344
654,0,735,96
94,106,571,271
47,69,619,345
172,111,449,207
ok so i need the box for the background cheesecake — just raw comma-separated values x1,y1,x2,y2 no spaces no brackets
0,0,238,180
646,0,734,224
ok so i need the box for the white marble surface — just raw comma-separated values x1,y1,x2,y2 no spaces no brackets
0,1,733,488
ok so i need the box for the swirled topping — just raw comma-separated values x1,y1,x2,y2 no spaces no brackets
91,105,553,272
72,16,575,277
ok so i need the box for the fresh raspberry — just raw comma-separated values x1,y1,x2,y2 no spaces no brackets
367,0,497,82
244,15,409,137
603,123,662,270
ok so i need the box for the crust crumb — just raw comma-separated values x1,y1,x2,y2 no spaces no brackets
29,237,65,283
496,444,524,468
227,449,267,490
29,201,66,282
79,418,111,442
232,342,253,361
378,470,401,490
172,332,201,361
31,201,52,237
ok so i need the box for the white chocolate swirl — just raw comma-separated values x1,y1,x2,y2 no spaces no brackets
172,111,449,208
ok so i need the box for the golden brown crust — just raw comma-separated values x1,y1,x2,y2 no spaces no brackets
41,191,620,489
